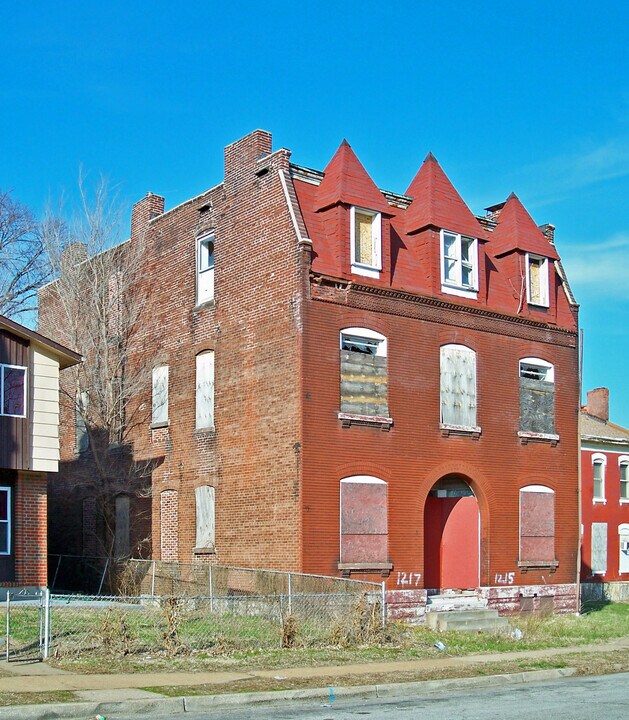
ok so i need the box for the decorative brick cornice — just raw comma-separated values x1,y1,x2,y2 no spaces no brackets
310,275,578,347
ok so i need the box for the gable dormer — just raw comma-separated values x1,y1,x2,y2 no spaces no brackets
489,194,560,310
316,141,391,280
405,154,487,300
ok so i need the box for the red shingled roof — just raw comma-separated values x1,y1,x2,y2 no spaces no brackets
404,153,487,239
490,193,559,260
316,140,391,214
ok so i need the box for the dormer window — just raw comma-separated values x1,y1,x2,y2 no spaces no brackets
526,253,549,307
350,207,381,278
440,230,478,298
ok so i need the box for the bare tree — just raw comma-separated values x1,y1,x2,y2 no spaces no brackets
0,189,50,320
40,177,156,578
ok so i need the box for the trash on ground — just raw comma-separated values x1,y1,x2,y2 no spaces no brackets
434,640,447,651
511,628,524,640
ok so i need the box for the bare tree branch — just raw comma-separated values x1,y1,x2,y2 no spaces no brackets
0,189,51,320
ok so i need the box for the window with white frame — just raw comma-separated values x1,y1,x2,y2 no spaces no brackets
195,351,215,430
519,357,555,435
620,457,629,501
0,364,26,417
592,454,606,502
350,207,381,277
619,523,629,574
197,233,215,305
0,487,10,555
440,230,478,296
440,344,477,429
152,365,169,426
195,485,215,549
340,328,388,417
526,254,549,307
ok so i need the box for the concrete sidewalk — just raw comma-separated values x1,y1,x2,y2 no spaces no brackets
0,637,626,719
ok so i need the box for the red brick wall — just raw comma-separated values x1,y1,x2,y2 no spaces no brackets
8,472,48,587
300,291,580,590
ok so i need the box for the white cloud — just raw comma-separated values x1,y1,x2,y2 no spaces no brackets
562,233,629,299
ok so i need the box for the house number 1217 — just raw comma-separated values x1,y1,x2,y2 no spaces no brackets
396,571,421,587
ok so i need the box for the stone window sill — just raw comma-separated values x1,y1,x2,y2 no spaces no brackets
338,412,393,431
193,547,216,555
193,299,215,312
593,498,607,505
518,431,559,447
440,423,481,440
517,559,559,573
338,561,392,578
194,426,216,436
150,420,170,430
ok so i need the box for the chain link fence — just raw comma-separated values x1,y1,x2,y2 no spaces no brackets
42,560,385,658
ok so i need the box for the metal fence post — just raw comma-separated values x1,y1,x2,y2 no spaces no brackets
287,573,292,616
43,589,50,660
151,560,156,597
5,594,9,661
209,564,214,613
381,581,386,628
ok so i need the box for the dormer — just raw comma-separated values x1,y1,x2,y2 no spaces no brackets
315,140,391,281
405,153,488,300
488,194,560,312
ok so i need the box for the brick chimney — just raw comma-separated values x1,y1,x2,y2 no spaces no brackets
60,242,88,276
585,387,609,422
539,223,555,244
131,192,165,242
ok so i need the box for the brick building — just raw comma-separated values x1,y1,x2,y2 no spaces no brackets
0,314,81,596
40,130,580,613
580,387,629,585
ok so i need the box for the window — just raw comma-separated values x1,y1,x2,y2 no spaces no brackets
526,254,549,307
519,485,556,567
114,495,130,559
619,524,629,574
76,391,89,453
350,207,381,277
195,485,215,550
619,457,629,501
592,454,606,502
519,358,555,436
339,328,389,419
196,351,215,429
440,230,478,296
591,522,607,574
0,487,10,555
440,344,477,429
0,364,26,417
152,365,169,426
339,476,390,572
197,233,215,305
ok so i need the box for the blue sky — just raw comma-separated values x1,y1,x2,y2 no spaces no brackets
2,1,628,425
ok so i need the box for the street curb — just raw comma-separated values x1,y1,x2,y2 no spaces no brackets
0,668,577,719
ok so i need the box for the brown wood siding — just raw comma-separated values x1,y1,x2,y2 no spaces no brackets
0,330,30,470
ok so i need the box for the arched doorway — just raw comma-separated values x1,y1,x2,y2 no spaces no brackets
424,476,480,590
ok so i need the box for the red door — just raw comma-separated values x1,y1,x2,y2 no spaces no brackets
424,494,479,589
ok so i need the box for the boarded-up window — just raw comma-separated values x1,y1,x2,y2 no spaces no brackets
520,485,555,563
440,344,476,428
196,351,215,429
340,476,388,564
592,456,605,500
591,522,607,574
195,485,215,549
152,365,169,425
76,391,89,453
114,495,130,558
340,329,388,417
527,254,549,306
351,207,381,270
519,358,555,434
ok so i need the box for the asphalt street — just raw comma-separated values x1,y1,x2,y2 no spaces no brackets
113,672,629,720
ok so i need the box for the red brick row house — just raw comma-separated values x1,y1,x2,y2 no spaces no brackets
580,387,629,590
40,130,581,614
0,315,81,596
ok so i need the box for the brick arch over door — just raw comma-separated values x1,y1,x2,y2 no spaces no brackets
419,462,491,586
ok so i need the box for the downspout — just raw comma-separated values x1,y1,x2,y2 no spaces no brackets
576,328,584,613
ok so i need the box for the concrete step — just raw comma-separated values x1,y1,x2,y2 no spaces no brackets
426,607,509,633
